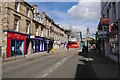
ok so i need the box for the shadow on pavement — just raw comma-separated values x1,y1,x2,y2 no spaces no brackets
75,49,119,80
75,49,99,79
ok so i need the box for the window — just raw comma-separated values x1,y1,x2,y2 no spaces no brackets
15,2,19,12
0,6,2,14
40,18,43,23
26,21,30,34
113,2,116,20
107,9,109,17
26,7,29,17
35,24,39,36
14,18,19,31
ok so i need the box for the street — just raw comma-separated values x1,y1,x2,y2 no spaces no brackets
2,49,119,79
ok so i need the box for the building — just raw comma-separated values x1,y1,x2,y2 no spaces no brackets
0,1,34,60
96,1,120,63
0,0,68,60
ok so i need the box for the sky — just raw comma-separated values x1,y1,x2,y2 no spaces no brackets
30,0,101,38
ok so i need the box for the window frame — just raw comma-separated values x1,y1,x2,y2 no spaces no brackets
14,2,19,12
26,21,30,34
14,18,19,31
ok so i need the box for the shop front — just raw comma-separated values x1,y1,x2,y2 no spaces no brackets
32,36,45,53
6,32,26,58
44,38,54,52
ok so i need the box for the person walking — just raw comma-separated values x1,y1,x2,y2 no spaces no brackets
82,44,85,53
86,45,88,53
109,43,113,54
66,45,69,52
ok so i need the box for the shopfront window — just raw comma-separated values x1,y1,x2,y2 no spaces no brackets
109,35,119,56
10,40,24,57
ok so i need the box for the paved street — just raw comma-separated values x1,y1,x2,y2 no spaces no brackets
2,48,119,79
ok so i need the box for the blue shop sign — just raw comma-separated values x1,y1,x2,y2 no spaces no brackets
26,35,30,38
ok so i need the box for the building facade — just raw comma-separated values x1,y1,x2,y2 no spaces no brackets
0,0,68,60
96,1,120,63
1,1,33,60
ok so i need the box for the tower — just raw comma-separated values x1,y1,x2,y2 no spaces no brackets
86,27,90,38
86,27,90,46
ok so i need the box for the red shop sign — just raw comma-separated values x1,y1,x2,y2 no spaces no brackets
100,18,110,25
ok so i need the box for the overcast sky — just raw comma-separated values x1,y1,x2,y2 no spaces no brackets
30,0,101,38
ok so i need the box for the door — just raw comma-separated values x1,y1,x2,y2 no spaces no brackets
11,39,15,56
19,41,24,55
15,40,20,55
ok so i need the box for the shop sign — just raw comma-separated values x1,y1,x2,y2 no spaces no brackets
30,35,35,39
100,18,110,25
97,30,107,38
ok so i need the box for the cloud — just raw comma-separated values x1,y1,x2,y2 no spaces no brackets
67,0,101,20
37,2,100,38
47,10,98,38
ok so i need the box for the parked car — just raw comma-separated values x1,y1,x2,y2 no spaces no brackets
67,41,79,48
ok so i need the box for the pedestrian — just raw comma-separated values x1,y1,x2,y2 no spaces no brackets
109,43,113,54
86,45,88,53
82,44,85,53
66,45,69,52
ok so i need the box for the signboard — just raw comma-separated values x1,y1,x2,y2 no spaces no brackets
30,35,35,39
97,30,107,38
46,40,49,43
100,18,110,25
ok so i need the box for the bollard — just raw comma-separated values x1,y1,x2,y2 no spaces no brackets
51,48,54,54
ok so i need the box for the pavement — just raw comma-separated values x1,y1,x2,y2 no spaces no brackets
2,48,74,64
76,49,119,79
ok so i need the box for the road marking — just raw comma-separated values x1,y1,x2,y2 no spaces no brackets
50,69,53,72
77,49,82,52
42,74,48,78
54,65,58,69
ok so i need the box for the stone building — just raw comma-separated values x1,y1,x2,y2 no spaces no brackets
0,1,33,60
0,0,69,60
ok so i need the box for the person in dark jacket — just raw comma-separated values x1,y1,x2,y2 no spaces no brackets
86,45,88,53
82,44,85,53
